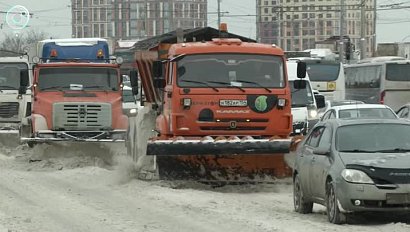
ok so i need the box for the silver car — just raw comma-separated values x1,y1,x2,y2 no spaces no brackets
292,119,410,224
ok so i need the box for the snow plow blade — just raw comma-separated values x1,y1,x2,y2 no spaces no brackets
0,129,20,147
147,138,292,156
144,137,301,183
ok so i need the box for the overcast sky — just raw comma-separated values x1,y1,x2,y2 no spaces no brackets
1,0,410,43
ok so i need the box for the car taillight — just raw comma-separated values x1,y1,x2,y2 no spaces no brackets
380,90,385,104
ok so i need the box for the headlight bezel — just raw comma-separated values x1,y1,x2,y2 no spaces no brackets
341,169,374,184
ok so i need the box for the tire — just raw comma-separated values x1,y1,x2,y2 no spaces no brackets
293,174,313,214
326,181,346,224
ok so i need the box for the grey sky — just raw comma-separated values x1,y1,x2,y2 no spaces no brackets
1,0,410,43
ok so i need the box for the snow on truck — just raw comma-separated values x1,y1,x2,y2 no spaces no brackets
20,38,128,146
127,25,308,181
0,56,31,145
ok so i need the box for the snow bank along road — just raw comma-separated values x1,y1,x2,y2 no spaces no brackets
0,144,408,232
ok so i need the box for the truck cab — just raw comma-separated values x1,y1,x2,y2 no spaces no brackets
287,60,325,135
21,38,128,144
0,57,30,140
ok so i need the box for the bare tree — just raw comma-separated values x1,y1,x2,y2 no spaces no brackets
0,30,49,57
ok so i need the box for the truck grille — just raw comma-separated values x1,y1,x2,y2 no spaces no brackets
53,103,112,130
0,102,19,118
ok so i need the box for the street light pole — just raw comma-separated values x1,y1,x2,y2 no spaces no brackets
217,0,221,27
360,0,366,59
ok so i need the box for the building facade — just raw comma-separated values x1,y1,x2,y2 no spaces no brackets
71,0,207,40
257,0,376,58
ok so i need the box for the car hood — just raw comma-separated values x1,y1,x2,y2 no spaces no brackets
339,152,410,169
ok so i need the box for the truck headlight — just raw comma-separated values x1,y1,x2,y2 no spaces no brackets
277,98,286,107
129,108,137,115
341,169,374,184
181,98,192,109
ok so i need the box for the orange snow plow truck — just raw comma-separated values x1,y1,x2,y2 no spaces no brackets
129,25,306,182
20,38,128,146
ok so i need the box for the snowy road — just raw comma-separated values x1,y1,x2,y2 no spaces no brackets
0,145,409,232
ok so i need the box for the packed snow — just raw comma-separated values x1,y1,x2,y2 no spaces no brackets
0,143,408,232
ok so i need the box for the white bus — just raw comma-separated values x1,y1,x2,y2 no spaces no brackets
288,57,345,101
304,59,345,101
344,57,410,111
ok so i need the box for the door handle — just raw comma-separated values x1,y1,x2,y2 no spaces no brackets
311,157,316,163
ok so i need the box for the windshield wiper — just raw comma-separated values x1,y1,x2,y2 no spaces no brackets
179,79,219,92
292,103,309,107
206,81,245,92
40,86,66,92
339,149,376,153
234,80,271,93
371,148,410,153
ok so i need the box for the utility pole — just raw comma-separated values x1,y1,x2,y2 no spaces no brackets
339,0,345,63
217,0,221,27
360,0,366,60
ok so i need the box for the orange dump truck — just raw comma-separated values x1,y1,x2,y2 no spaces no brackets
128,26,305,182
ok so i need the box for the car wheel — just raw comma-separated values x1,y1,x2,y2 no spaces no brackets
326,181,346,224
293,174,313,214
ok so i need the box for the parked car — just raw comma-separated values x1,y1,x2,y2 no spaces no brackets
318,100,364,118
293,119,410,224
396,103,410,119
319,104,398,122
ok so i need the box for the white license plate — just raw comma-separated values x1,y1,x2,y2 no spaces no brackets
219,100,247,107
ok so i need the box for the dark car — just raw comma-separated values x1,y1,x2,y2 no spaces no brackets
292,119,410,224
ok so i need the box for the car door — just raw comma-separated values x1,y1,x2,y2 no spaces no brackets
302,126,325,197
310,125,333,201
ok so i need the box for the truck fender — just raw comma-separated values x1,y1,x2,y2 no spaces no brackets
156,114,169,136
31,114,48,131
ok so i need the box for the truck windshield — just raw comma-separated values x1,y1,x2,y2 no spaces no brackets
0,63,28,90
177,54,285,88
38,67,119,91
289,80,314,107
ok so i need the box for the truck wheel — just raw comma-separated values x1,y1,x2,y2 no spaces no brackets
293,174,313,214
326,181,346,224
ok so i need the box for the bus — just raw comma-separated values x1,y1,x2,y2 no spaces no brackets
304,59,345,102
344,57,410,111
288,57,345,101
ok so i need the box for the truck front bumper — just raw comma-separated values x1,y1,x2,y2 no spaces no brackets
0,122,21,134
21,130,126,143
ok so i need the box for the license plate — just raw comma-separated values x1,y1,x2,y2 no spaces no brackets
386,193,410,204
219,99,247,107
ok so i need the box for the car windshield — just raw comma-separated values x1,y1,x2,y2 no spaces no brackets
289,80,314,107
38,67,119,91
338,108,397,119
177,54,285,88
0,63,28,90
336,123,410,152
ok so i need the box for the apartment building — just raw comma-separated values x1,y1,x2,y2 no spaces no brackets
257,0,376,57
71,0,207,40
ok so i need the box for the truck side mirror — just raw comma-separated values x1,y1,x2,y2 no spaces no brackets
293,79,306,89
154,78,166,89
315,94,326,109
129,70,139,95
297,61,307,79
153,60,163,77
19,70,29,94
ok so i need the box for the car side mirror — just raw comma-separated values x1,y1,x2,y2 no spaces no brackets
313,145,331,156
315,94,326,109
19,70,30,94
297,61,306,78
293,79,306,89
